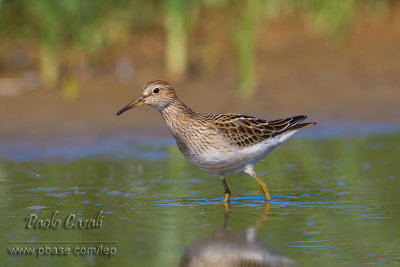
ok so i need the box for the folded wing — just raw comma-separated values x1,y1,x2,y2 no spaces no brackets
208,114,315,147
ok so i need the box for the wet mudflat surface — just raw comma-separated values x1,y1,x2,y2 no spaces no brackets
1,134,399,266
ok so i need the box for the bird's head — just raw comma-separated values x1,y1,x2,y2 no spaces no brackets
116,80,177,115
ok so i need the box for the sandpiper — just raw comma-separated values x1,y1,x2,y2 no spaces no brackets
117,80,315,203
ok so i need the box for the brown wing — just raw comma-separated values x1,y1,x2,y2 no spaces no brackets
207,114,315,147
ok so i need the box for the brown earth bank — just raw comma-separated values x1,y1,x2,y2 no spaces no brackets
0,16,399,160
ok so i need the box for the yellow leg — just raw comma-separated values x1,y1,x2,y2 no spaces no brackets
220,175,231,203
224,192,231,203
248,171,271,202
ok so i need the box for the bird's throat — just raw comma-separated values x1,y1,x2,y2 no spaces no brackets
160,99,197,138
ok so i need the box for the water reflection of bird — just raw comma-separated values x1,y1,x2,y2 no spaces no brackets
117,80,315,202
179,204,294,267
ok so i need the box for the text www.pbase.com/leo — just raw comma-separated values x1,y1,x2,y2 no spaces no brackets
8,245,116,257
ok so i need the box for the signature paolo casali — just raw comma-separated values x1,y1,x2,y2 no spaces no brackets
25,211,104,230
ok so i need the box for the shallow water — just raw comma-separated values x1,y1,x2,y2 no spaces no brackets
1,134,400,266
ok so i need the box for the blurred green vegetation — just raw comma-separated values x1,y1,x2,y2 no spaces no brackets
0,0,394,98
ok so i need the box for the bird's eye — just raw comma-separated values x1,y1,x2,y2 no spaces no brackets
153,88,160,94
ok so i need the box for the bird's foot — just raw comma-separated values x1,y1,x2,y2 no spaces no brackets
260,184,271,202
224,192,231,203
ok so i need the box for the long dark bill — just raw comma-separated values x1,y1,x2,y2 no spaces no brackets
116,96,144,115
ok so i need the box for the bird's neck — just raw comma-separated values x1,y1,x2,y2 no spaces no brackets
160,98,198,135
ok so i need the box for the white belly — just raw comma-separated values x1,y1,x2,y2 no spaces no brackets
173,124,299,175
179,134,293,174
